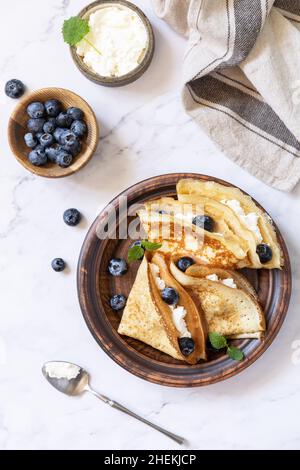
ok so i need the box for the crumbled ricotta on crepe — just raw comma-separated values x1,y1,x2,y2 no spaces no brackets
221,199,263,242
150,263,192,338
206,274,237,289
170,305,191,338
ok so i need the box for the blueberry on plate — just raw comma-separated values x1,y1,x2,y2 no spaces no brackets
179,337,195,356
176,257,195,273
63,140,82,157
60,130,77,146
108,258,128,277
56,112,73,128
110,294,127,311
71,120,87,138
45,99,62,118
5,79,25,99
45,144,63,163
51,258,66,272
27,102,45,119
43,118,56,134
28,147,47,166
56,150,73,168
161,287,179,305
24,133,37,148
67,107,84,121
36,132,43,141
39,133,54,148
63,208,81,226
256,243,273,263
53,127,68,144
27,118,46,134
192,215,215,233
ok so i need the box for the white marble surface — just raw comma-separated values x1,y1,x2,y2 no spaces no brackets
1,0,300,451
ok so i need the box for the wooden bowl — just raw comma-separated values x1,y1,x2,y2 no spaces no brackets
77,173,292,388
70,0,155,87
8,87,99,178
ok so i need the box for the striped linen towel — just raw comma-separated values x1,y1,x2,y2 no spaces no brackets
153,0,300,191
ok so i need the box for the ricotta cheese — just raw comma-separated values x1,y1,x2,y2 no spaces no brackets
45,362,81,381
221,199,263,242
76,5,148,78
206,273,237,289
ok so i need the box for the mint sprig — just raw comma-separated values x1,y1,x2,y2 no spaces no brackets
128,240,162,262
62,17,101,55
208,332,244,362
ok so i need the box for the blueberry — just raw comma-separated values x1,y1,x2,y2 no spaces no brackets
43,118,56,134
161,287,179,305
179,337,195,356
176,257,195,273
67,107,84,121
110,294,127,311
56,150,73,168
53,127,68,144
5,79,25,99
256,244,273,263
63,208,81,226
36,132,43,141
45,143,63,163
27,118,46,134
108,258,128,277
60,130,77,146
71,120,87,138
51,258,66,272
28,147,47,166
24,133,37,148
63,139,82,157
192,215,215,232
27,102,45,119
45,99,62,117
40,133,54,148
56,112,73,128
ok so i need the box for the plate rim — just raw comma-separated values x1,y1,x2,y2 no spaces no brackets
77,173,292,387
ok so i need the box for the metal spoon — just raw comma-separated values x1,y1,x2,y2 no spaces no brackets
42,361,185,445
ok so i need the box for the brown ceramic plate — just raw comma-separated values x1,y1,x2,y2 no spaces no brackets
77,173,291,387
8,87,99,178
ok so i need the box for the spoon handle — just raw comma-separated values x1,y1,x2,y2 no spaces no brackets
87,387,185,445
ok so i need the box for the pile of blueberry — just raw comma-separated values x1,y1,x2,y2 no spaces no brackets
24,100,87,167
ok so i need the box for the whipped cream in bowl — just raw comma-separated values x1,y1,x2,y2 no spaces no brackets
72,0,154,86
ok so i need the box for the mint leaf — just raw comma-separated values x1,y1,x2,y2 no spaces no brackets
63,17,90,46
141,240,162,251
227,346,244,361
128,245,145,263
209,332,228,350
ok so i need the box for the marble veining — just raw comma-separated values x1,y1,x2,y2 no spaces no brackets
1,0,300,451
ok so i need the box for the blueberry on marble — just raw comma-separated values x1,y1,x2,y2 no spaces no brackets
27,102,45,119
110,294,127,311
27,118,46,134
56,112,73,128
192,215,215,233
24,133,37,148
67,107,84,121
63,208,81,227
43,118,56,134
179,337,195,356
71,120,87,138
28,147,47,166
108,258,128,277
256,244,273,264
56,150,73,168
176,257,195,273
45,144,63,163
51,258,66,272
40,133,54,148
5,79,25,99
161,287,179,306
45,99,62,117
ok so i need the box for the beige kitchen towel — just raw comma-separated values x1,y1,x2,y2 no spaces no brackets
153,0,300,191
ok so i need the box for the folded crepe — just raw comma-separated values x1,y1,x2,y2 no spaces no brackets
177,179,283,269
170,260,266,339
137,197,250,268
118,253,207,364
